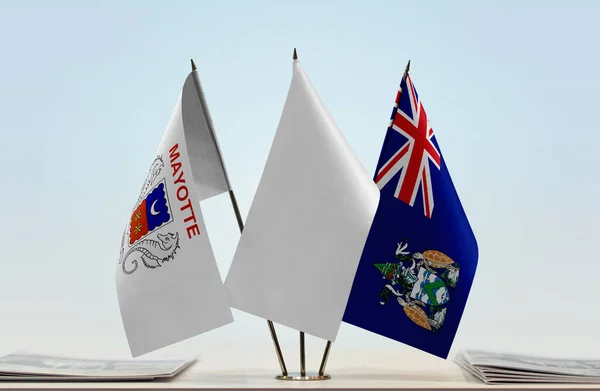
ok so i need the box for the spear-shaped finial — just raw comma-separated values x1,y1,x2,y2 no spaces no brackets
405,59,411,75
191,59,197,71
293,48,298,60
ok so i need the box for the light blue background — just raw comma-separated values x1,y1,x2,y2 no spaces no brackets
1,0,598,364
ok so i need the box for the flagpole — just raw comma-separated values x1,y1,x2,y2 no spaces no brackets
229,188,288,377
299,335,307,378
318,340,332,376
315,59,412,379
190,59,288,377
294,48,312,379
274,47,333,382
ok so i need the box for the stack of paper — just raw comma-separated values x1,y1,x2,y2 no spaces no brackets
0,353,194,381
455,350,600,384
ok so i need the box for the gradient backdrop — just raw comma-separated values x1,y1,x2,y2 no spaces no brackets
1,0,598,365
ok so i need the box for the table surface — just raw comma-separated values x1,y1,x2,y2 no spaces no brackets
0,348,597,391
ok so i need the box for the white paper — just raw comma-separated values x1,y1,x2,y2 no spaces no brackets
116,72,233,357
455,350,600,384
224,60,379,341
0,353,194,379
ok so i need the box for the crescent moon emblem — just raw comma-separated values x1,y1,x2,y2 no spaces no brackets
150,200,160,216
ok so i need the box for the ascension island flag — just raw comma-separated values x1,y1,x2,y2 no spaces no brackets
343,69,478,359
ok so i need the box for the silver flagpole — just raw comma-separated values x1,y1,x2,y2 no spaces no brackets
318,341,332,376
190,59,288,377
300,331,306,377
275,49,332,381
316,59,412,379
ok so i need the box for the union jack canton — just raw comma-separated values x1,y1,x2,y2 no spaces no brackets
374,74,441,218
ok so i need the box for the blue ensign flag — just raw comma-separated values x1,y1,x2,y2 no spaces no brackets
343,71,478,359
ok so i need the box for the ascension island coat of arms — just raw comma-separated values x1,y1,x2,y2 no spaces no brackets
376,239,460,332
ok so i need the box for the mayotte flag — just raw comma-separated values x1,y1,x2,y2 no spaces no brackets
343,68,478,359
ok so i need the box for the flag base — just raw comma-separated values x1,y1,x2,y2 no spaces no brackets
275,372,331,381
269,329,333,381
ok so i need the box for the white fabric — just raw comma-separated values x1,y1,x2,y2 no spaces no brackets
181,73,231,201
224,60,379,341
116,72,233,357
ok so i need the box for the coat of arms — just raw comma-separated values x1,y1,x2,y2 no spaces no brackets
118,155,180,275
376,239,460,332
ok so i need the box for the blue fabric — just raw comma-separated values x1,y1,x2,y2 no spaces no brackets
343,75,478,359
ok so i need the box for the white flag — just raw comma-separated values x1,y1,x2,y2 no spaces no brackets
224,58,380,341
116,69,233,357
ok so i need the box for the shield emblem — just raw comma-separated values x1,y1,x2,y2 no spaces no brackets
410,267,449,306
129,180,173,245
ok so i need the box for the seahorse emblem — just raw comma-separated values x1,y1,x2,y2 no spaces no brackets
137,156,164,204
120,232,180,275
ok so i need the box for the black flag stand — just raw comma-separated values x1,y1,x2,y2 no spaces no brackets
190,59,289,378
